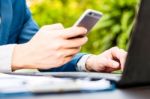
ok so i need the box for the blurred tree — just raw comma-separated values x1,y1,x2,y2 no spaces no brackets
29,0,139,54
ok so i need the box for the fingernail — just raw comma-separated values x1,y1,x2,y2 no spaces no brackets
78,27,87,32
82,28,87,33
74,27,87,33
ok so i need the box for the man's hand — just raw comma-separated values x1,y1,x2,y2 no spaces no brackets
12,24,88,71
85,47,127,73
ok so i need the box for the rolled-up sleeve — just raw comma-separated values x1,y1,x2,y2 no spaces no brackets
0,44,16,72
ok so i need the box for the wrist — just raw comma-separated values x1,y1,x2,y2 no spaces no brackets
85,55,96,71
11,44,27,71
77,54,92,72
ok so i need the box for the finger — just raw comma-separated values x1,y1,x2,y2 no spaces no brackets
106,59,120,69
96,58,120,69
119,49,127,70
64,47,81,57
95,59,120,72
60,27,87,39
63,36,88,48
56,48,81,59
103,67,117,73
110,47,127,70
110,47,121,59
42,23,64,30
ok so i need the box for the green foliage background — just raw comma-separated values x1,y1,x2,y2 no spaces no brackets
30,0,139,54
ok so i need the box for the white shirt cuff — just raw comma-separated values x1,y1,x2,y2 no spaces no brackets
77,54,92,72
0,44,16,72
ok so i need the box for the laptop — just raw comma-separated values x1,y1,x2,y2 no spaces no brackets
4,0,150,88
116,0,150,87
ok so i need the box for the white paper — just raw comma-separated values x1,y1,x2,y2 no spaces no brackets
0,73,112,93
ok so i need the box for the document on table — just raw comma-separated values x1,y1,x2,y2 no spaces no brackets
0,73,114,94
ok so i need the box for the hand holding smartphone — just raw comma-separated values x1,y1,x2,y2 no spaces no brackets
74,9,103,33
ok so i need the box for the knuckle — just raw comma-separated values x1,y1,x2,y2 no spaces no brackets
110,46,120,52
54,42,64,50
120,49,127,53
112,46,119,50
57,23,64,28
58,32,64,38
56,52,64,58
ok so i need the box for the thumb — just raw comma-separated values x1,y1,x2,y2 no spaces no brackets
61,27,87,39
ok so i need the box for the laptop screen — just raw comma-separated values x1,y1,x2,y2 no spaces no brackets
118,0,150,87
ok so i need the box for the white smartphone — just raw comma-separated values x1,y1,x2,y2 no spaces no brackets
74,9,103,32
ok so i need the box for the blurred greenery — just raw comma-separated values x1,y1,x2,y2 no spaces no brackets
29,0,139,54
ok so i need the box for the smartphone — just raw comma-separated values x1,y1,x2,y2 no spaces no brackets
74,9,103,32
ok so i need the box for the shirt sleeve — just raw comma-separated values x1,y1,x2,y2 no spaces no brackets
77,54,92,72
0,44,16,72
17,7,39,44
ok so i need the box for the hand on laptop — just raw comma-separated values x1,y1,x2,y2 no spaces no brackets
85,47,127,72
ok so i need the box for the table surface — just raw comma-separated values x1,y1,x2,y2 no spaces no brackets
2,86,150,99
1,72,150,99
